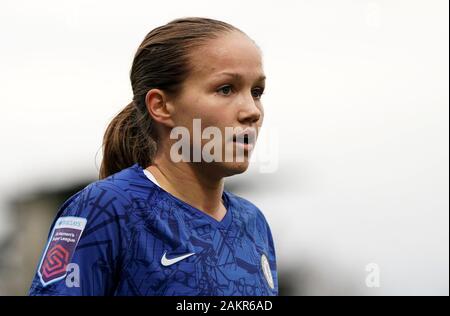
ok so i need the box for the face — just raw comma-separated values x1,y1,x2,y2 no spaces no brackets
168,31,265,177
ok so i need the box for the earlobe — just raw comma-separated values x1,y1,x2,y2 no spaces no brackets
145,89,175,128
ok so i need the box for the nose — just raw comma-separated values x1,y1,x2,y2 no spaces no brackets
237,93,262,124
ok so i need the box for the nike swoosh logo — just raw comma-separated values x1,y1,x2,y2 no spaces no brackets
161,251,195,266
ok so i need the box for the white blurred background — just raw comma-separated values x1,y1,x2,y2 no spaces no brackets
0,0,448,295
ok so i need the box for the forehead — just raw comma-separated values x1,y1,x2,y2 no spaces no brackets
187,31,264,82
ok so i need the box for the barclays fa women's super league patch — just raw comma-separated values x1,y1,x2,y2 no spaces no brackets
37,216,87,286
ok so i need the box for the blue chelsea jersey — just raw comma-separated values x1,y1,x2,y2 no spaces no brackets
29,163,278,296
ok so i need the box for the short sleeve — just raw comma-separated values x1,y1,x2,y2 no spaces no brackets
29,181,132,296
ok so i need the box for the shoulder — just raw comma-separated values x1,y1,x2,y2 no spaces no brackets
52,165,148,232
225,191,270,228
225,191,276,262
59,176,133,220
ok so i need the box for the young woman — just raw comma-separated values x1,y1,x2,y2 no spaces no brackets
29,17,278,296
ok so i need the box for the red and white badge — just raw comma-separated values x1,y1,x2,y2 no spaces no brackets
38,216,87,286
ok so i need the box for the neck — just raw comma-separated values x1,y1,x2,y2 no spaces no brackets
146,148,227,221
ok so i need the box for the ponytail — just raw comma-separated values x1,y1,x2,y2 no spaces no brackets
99,101,157,179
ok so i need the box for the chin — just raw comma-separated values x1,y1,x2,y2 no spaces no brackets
221,160,251,177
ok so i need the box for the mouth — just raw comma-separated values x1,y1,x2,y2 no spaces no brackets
232,129,257,150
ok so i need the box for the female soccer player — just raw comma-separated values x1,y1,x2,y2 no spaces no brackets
29,17,278,296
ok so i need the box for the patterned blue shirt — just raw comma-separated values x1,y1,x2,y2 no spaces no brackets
29,163,278,296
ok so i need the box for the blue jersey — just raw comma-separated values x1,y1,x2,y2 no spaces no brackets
29,163,278,296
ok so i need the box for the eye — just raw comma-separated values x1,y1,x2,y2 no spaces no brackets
252,87,265,99
217,85,233,96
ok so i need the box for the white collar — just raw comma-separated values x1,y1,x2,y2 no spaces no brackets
143,168,162,188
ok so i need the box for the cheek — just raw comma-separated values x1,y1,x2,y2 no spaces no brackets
185,97,233,126
173,87,243,133
171,98,202,127
203,113,236,137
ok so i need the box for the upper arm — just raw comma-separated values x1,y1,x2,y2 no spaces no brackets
29,181,132,296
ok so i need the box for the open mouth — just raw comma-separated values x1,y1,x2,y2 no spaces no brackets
232,131,256,146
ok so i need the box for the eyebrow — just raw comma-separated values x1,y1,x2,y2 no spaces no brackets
214,72,266,83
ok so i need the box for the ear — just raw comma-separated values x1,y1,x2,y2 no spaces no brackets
145,88,176,128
